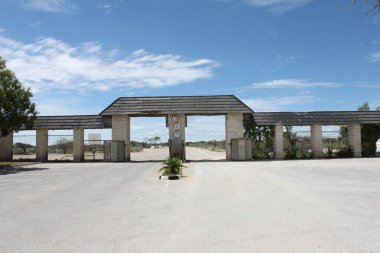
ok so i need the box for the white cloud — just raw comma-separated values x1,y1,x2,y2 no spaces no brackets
243,95,316,111
0,35,219,93
243,0,313,13
22,0,77,13
29,21,41,27
369,50,380,62
252,79,341,89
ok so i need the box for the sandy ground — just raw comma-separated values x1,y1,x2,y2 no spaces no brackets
0,154,380,253
131,147,225,161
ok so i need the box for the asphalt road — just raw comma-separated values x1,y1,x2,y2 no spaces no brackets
0,154,379,252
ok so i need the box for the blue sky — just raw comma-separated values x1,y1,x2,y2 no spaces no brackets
1,0,380,141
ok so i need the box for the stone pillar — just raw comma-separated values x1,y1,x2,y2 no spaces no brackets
73,128,84,162
225,113,244,160
348,123,362,158
168,114,186,160
311,124,323,159
112,115,130,161
0,132,13,161
36,129,48,162
274,124,284,160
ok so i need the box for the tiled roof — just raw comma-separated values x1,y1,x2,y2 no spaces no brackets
252,111,380,126
100,95,254,116
33,115,108,130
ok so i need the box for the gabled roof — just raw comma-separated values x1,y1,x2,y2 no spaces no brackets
252,111,380,126
33,115,109,130
100,95,253,116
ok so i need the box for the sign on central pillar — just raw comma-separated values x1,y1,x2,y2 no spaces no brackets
168,114,186,160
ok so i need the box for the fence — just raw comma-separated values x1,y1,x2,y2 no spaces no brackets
48,135,74,161
84,140,106,161
13,135,36,161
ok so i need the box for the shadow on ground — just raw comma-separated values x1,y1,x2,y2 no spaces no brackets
0,166,49,176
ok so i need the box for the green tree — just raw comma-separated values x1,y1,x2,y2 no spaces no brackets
153,136,161,145
357,102,370,111
352,0,380,14
339,101,380,157
243,114,274,159
55,137,73,154
284,126,298,159
0,57,37,137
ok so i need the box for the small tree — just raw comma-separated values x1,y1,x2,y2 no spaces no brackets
339,101,380,156
244,114,274,159
0,57,37,137
55,137,73,154
352,0,380,14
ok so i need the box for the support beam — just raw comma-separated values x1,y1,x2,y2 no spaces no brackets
311,124,323,159
168,114,186,160
0,132,13,161
36,129,48,162
73,128,84,162
112,115,130,161
225,113,244,160
274,124,284,160
348,123,362,158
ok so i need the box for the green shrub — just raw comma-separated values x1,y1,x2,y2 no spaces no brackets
336,145,353,158
159,157,186,176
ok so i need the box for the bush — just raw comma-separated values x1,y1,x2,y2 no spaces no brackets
336,145,353,158
159,157,186,176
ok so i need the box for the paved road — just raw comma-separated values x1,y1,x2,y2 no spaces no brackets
131,147,225,161
0,157,380,252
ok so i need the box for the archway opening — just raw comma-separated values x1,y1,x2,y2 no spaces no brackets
185,115,226,161
130,117,168,161
13,130,36,161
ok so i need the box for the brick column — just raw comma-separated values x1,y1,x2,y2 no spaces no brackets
112,115,130,161
73,128,84,162
0,132,13,161
168,114,186,160
274,124,284,160
36,129,48,162
348,123,362,158
225,113,244,160
311,124,323,159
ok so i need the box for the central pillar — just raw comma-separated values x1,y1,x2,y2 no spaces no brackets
73,128,84,162
0,132,13,161
168,114,186,160
348,124,362,158
274,124,284,160
36,129,48,162
225,113,244,160
112,115,130,161
311,124,323,159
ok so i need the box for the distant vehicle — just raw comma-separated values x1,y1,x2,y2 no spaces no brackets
377,139,380,157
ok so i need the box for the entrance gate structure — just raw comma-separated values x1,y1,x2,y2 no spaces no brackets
99,96,253,161
1,95,380,162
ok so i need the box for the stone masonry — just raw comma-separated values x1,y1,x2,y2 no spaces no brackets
274,124,284,160
168,114,186,159
112,115,130,161
36,129,48,162
311,124,323,159
348,123,362,158
73,128,84,162
0,132,13,161
225,113,244,160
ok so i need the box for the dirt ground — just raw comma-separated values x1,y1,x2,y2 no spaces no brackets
1,157,380,252
131,147,225,161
